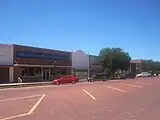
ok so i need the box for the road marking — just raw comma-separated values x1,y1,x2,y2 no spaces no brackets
107,109,113,112
105,86,126,92
135,82,151,85
0,85,54,91
0,94,43,102
110,80,122,82
122,83,142,88
0,113,28,120
27,94,45,115
0,94,45,120
82,89,96,100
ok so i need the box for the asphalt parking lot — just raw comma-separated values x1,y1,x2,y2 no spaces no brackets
0,77,160,120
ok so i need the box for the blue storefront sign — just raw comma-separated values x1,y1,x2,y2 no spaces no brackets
16,51,69,60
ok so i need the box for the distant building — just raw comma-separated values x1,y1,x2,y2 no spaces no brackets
130,60,143,74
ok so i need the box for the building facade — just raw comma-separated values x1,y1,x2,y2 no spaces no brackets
71,50,103,79
0,44,143,84
71,50,89,79
129,60,143,75
0,44,72,83
89,55,103,76
0,44,14,84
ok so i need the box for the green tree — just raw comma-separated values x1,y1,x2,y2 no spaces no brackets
99,47,131,78
142,60,160,73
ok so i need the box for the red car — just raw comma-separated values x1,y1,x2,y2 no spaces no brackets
52,75,79,85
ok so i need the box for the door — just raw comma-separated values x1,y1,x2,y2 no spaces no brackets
62,76,71,83
43,70,49,81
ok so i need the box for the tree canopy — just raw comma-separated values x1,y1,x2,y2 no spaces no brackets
99,47,131,78
142,60,160,73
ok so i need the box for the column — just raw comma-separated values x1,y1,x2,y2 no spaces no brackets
49,68,51,80
9,67,14,83
41,66,43,82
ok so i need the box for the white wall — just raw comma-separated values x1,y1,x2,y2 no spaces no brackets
0,44,13,65
72,50,89,70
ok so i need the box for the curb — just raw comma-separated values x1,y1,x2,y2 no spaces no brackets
0,82,52,89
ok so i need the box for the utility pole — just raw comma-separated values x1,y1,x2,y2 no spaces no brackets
88,52,90,79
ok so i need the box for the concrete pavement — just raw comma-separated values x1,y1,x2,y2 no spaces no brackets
0,77,160,120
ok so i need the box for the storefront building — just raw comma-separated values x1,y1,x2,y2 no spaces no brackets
71,50,89,79
71,50,103,79
0,44,72,83
0,44,13,84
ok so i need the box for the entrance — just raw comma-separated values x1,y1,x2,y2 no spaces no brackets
43,68,49,81
0,67,9,84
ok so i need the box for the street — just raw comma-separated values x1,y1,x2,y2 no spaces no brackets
0,77,160,120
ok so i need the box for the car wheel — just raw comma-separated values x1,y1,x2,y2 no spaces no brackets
72,81,75,84
56,81,60,85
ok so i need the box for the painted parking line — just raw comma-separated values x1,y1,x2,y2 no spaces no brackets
0,85,55,91
135,82,151,85
122,83,142,88
105,86,127,93
0,94,43,102
28,94,45,115
0,113,28,120
82,89,96,100
0,94,45,120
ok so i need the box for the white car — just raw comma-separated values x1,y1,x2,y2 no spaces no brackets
136,72,151,78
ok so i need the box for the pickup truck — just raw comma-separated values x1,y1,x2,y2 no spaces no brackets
136,72,151,78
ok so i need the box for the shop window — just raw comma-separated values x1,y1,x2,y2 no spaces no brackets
61,69,66,75
21,68,29,76
21,70,25,76
29,68,34,76
35,68,41,75
50,68,56,75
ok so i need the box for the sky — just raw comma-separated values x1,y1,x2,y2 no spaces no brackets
0,0,160,60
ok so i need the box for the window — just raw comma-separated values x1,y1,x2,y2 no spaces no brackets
63,76,72,78
21,68,29,76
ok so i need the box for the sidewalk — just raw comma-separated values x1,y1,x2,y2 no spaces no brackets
0,79,87,89
0,82,52,88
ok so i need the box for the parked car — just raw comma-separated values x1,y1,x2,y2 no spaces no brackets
88,73,108,82
136,72,151,78
52,75,79,85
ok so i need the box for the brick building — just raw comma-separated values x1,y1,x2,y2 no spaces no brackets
130,60,143,75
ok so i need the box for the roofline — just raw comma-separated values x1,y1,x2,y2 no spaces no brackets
13,44,71,53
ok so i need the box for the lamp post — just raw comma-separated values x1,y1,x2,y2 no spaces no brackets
88,52,90,79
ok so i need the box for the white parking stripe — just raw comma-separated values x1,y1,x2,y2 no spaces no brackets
135,82,151,85
82,89,96,100
0,113,28,120
0,94,43,102
105,86,126,92
122,83,142,88
28,94,45,115
0,94,45,120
